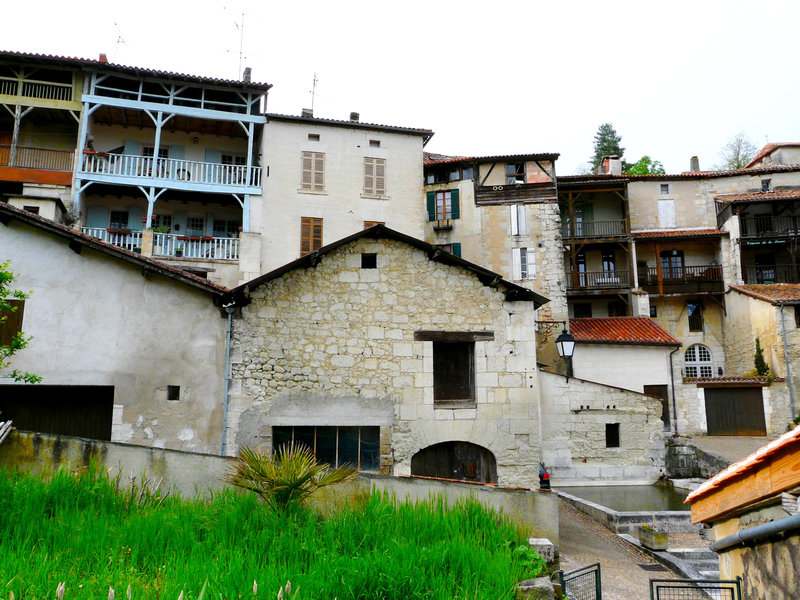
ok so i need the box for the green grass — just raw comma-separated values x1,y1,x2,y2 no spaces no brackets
0,467,544,599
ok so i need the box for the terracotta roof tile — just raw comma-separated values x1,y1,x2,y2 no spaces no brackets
423,152,559,167
686,424,800,504
682,376,784,385
714,190,800,203
730,284,800,305
559,163,800,182
745,143,800,169
267,113,433,142
569,317,680,346
633,229,726,239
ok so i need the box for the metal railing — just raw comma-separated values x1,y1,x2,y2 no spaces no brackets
80,152,262,188
558,563,602,600
641,265,723,284
566,270,631,289
740,215,800,238
650,577,741,600
743,264,797,284
562,220,627,238
0,145,74,171
0,76,73,101
154,233,239,260
81,228,143,251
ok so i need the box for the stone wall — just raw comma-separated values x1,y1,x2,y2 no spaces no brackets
227,236,544,488
539,371,665,482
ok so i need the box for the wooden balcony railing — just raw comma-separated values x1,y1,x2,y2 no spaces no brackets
740,216,800,238
640,264,724,294
0,145,74,171
562,219,627,238
566,270,631,290
79,152,262,189
0,76,73,101
743,264,798,284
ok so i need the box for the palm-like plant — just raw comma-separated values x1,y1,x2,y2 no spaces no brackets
225,443,357,510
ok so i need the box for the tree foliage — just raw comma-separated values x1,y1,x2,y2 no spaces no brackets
590,123,625,172
624,155,666,175
714,132,758,170
1,260,40,383
225,443,357,510
754,337,770,376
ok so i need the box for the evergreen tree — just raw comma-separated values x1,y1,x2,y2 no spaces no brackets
591,123,625,172
754,337,770,376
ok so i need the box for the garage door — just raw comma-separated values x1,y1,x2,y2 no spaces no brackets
0,385,114,440
704,387,766,436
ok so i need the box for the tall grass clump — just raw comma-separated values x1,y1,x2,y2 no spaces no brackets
0,466,544,599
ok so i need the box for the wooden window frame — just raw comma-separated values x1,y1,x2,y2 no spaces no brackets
685,344,713,377
300,216,323,255
0,299,24,346
272,425,380,471
435,191,452,220
301,151,325,192
505,162,526,185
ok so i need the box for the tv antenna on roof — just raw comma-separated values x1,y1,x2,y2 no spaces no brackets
310,73,318,112
234,11,245,77
112,22,126,63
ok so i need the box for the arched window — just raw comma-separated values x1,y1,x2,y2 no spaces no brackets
685,344,713,378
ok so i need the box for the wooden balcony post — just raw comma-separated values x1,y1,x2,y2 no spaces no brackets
655,242,663,296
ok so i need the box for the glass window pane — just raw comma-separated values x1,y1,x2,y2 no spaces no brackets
293,426,315,454
272,426,292,452
462,167,473,180
338,426,359,468
316,427,336,466
360,427,380,471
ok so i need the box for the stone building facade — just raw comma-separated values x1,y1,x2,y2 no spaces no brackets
225,227,548,487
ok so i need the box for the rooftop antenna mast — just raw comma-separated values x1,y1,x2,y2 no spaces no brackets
311,73,318,113
112,22,126,63
236,11,245,77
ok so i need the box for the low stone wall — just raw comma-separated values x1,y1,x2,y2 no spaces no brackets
0,431,558,543
665,437,731,480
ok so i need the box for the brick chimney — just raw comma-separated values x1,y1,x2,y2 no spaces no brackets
599,155,623,175
350,112,360,122
242,67,252,82
301,108,313,118
98,53,108,63
690,156,700,172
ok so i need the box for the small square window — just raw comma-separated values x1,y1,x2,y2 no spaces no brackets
762,179,771,192
167,385,181,401
433,341,475,405
369,139,380,148
308,133,320,141
650,305,658,318
605,423,620,448
660,184,669,194
361,253,377,269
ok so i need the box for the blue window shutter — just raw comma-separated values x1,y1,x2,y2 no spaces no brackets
123,140,140,155
205,149,221,163
170,145,185,160
451,189,460,219
452,243,461,257
129,206,146,231
86,205,109,229
426,191,436,221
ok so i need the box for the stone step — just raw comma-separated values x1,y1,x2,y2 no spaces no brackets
668,547,717,561
686,559,721,570
699,570,721,579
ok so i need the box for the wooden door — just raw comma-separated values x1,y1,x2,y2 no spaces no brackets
704,387,767,436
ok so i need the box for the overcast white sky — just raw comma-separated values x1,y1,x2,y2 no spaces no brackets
5,1,799,174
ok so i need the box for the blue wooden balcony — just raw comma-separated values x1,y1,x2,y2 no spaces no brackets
78,151,262,194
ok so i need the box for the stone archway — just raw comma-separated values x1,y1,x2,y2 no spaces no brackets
411,441,497,484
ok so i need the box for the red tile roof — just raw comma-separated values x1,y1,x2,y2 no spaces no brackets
730,284,800,305
745,143,800,169
633,229,726,240
686,424,800,504
682,376,783,385
715,190,800,204
559,163,800,182
268,113,433,142
569,317,680,346
423,152,559,167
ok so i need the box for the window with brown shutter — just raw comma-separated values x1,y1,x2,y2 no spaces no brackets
0,299,24,346
301,151,325,192
300,217,323,256
364,157,386,196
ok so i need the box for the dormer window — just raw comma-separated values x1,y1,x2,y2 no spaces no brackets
505,162,526,185
762,179,771,192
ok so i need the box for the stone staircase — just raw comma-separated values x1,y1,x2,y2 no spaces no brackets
668,547,720,579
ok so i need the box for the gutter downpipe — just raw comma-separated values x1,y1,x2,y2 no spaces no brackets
710,513,800,553
669,346,680,436
779,305,797,420
221,305,235,456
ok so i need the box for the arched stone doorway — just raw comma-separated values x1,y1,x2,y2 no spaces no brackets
411,441,497,484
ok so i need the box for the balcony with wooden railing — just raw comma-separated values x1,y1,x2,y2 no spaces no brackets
743,264,798,284
740,215,800,239
562,219,627,239
0,144,75,185
80,228,239,261
78,151,262,194
0,75,79,108
566,270,631,291
640,265,724,294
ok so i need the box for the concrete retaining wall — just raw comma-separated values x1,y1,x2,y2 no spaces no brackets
0,431,558,543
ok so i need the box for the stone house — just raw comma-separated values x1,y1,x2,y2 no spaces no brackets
0,201,229,453
687,425,800,599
